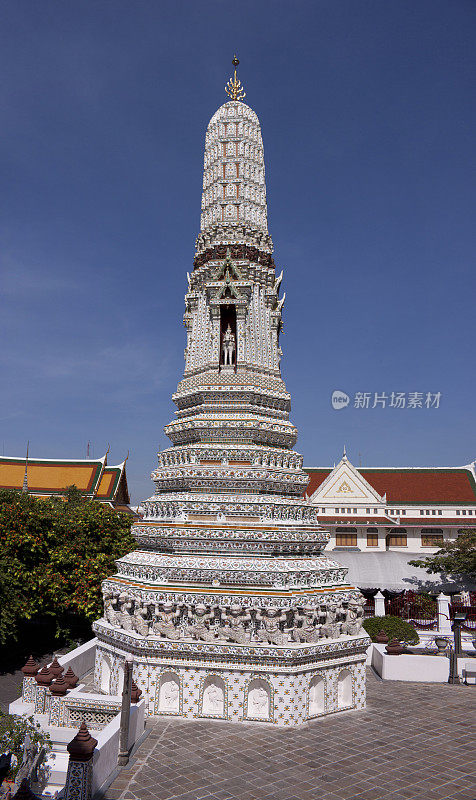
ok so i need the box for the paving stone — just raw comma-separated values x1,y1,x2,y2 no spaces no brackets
102,670,476,800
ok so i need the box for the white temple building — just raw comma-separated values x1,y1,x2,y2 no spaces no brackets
92,59,370,726
304,454,476,591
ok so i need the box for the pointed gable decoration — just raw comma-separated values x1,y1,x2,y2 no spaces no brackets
308,456,384,505
214,250,243,301
216,269,241,300
215,248,242,282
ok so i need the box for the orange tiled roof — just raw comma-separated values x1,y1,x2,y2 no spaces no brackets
0,455,130,505
96,467,119,500
305,466,476,504
0,457,104,495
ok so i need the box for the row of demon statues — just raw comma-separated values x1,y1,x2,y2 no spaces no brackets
102,591,365,644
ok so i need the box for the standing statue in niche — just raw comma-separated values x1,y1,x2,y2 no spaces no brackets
222,325,235,366
218,604,251,644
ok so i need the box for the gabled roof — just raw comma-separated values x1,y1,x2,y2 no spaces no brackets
0,456,105,496
305,461,476,504
307,456,384,504
0,454,130,505
96,462,130,503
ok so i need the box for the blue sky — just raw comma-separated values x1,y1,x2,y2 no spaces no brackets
1,0,475,502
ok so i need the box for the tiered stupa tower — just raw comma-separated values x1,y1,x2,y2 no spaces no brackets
93,59,370,726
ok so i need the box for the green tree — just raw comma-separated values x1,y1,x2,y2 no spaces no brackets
363,615,419,645
0,488,136,646
0,712,52,781
409,530,476,581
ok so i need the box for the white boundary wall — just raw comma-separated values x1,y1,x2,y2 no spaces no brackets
371,643,474,683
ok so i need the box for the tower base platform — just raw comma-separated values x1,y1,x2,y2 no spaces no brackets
93,622,369,727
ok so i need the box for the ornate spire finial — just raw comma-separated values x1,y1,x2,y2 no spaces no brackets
225,55,246,101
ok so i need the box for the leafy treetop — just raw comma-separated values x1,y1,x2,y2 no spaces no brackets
0,487,136,646
409,530,476,581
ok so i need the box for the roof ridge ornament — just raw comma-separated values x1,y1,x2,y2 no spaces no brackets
225,55,246,102
22,441,29,494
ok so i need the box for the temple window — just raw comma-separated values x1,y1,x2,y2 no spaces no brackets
386,529,407,547
335,528,357,547
366,528,379,547
421,529,444,547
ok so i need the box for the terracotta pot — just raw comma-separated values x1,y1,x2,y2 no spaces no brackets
385,638,405,655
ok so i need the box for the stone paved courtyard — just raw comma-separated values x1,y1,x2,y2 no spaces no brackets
103,670,476,800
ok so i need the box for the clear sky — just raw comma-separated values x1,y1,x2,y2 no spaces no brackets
1,0,475,502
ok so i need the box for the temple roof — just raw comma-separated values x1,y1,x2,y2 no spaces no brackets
0,454,130,506
305,464,476,504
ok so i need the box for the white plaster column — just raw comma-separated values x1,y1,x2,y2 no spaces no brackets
437,593,452,634
374,591,386,617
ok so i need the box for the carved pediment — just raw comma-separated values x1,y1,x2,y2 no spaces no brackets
309,457,384,505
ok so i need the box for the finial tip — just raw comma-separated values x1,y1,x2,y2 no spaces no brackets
225,56,246,102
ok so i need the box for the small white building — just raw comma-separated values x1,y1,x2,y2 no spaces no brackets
305,453,476,592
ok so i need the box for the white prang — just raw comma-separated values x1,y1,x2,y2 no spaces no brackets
93,93,370,727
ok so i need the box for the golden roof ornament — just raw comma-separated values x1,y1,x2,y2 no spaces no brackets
225,55,246,101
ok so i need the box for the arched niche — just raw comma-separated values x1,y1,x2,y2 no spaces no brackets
308,675,325,717
158,672,180,714
99,655,111,694
201,675,226,717
246,678,271,720
337,669,353,709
